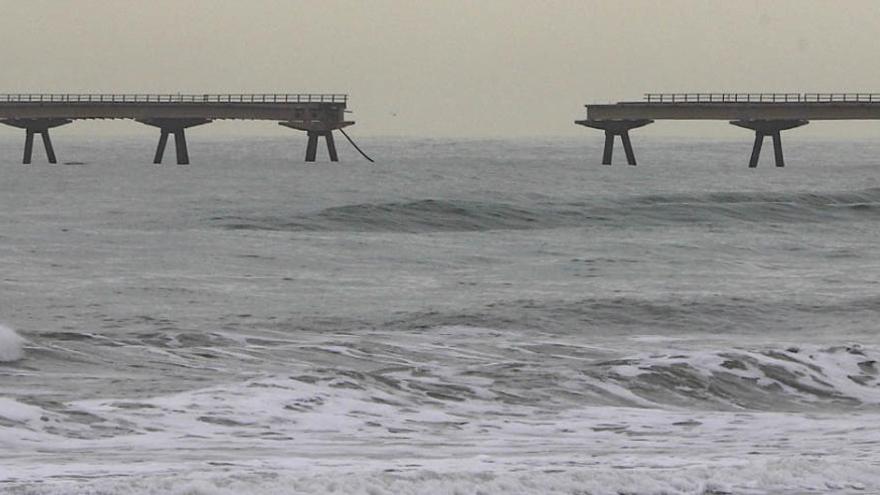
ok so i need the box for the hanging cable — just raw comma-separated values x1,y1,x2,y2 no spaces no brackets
338,128,374,163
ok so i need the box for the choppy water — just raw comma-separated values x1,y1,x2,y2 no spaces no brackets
1,135,880,494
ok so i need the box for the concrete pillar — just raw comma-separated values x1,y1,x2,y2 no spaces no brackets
0,118,72,164
279,122,350,163
305,132,319,162
772,132,784,168
23,130,35,165
137,118,211,165
620,131,637,166
154,130,169,164
575,119,653,166
749,132,764,169
41,131,57,164
602,132,614,165
302,131,339,162
730,119,808,168
174,129,189,165
325,131,338,162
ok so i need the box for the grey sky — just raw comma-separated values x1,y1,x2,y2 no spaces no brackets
3,0,880,138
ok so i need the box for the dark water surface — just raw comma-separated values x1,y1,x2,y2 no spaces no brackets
1,136,879,494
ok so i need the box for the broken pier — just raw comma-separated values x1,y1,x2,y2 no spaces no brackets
0,94,354,164
576,93,880,167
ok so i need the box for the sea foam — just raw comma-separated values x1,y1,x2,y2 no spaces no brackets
0,324,25,362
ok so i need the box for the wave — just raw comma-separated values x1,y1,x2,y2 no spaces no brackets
26,318,880,413
5,335,879,492
594,344,880,411
10,343,879,428
0,324,25,362
257,340,880,412
212,188,880,233
7,458,879,495
215,199,549,233
383,295,880,337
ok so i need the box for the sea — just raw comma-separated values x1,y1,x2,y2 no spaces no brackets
0,133,879,494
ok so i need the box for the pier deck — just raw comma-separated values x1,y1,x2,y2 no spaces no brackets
577,93,880,167
0,94,353,164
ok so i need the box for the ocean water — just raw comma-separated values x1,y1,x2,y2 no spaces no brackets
1,134,879,494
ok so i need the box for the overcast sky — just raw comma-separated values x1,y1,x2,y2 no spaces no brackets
3,0,880,138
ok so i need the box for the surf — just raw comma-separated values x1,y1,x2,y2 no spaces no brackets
0,324,25,362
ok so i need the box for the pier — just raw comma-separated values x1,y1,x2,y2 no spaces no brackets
576,93,880,167
0,94,353,164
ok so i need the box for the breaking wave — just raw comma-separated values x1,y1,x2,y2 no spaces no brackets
8,459,879,495
595,344,880,411
7,331,880,492
0,324,25,362
212,188,880,233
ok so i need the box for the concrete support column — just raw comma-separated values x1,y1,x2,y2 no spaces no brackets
730,119,808,168
305,132,320,162
772,132,785,168
173,129,189,165
279,122,344,162
325,131,338,162
24,130,35,164
0,118,72,164
303,131,339,162
602,132,614,165
575,119,653,165
41,131,57,163
154,131,170,164
620,131,637,165
137,118,211,165
749,132,764,168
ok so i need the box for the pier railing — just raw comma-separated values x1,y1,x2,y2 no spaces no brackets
801,93,880,102
643,93,880,103
0,94,348,104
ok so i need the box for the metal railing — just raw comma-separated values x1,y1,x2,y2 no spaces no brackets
643,93,880,103
801,93,880,102
644,93,801,103
0,94,348,104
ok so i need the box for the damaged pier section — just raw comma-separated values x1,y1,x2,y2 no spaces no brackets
0,94,354,164
577,93,880,167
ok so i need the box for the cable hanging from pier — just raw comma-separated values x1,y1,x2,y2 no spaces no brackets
339,128,374,163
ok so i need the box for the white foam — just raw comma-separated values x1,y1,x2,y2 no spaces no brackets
0,324,24,362
0,397,42,423
4,335,880,493
5,455,880,495
606,344,880,406
2,371,880,493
